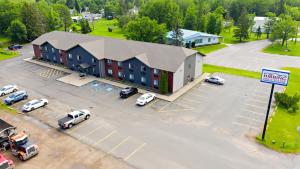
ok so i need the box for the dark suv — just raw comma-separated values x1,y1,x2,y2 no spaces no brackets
8,44,23,50
119,87,138,98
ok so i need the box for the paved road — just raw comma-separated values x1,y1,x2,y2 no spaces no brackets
204,40,300,71
0,45,298,169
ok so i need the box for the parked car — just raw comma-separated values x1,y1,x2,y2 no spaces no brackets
205,76,225,85
136,93,156,106
8,44,23,50
58,110,91,129
4,91,28,105
120,87,138,98
0,85,18,97
22,99,48,112
0,153,14,169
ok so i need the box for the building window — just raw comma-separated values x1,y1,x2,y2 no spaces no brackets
59,50,62,54
118,71,123,78
153,68,159,75
208,38,211,42
154,79,158,87
107,59,112,64
53,56,56,61
92,67,95,73
195,39,203,44
107,69,113,76
92,58,95,63
141,77,146,83
45,46,48,51
68,54,72,59
129,74,134,81
77,55,81,61
52,48,55,53
60,57,63,63
141,66,146,72
118,61,122,67
129,63,133,70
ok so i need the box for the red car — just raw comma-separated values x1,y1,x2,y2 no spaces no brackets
0,153,14,169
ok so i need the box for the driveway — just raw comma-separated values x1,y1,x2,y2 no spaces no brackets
204,40,300,71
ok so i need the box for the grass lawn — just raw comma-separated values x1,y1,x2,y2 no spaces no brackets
0,102,17,114
220,27,267,44
0,48,18,61
89,19,125,39
263,41,300,57
257,68,300,153
193,43,227,54
203,64,261,79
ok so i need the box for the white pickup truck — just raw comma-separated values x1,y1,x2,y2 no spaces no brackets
58,110,91,129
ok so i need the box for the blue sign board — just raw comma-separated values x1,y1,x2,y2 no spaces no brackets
261,68,290,86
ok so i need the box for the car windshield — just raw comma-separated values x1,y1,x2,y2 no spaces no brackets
0,88,5,91
67,114,74,118
8,93,16,98
15,137,28,146
25,102,32,106
139,97,146,100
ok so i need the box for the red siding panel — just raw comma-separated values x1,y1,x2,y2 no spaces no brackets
168,72,173,93
60,50,68,66
33,45,41,59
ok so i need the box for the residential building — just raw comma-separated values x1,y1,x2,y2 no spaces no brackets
166,29,222,47
32,31,205,93
253,17,267,33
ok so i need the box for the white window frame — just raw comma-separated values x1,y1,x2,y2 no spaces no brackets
208,38,211,42
153,68,159,75
141,76,146,83
92,67,95,73
45,46,48,51
154,79,158,86
107,59,112,64
108,69,113,75
141,66,146,72
118,61,122,67
118,71,123,77
129,63,132,69
92,58,95,63
77,55,81,61
52,48,55,53
129,74,134,80
68,54,72,59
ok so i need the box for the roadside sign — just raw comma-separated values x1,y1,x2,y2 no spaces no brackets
261,68,290,86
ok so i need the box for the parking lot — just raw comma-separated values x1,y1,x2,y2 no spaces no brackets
0,50,290,169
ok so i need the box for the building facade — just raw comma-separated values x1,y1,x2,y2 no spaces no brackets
32,31,204,94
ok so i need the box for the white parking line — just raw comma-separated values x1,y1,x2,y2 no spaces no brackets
233,122,259,130
237,115,262,123
180,98,202,104
245,109,265,116
108,136,130,153
124,143,147,161
245,103,265,110
67,121,91,134
248,99,266,105
78,125,103,141
92,130,116,146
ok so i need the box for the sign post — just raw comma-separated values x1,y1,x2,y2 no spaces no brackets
260,68,290,141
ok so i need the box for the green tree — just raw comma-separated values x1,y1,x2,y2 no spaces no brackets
256,26,262,39
7,19,27,42
272,14,296,48
74,0,81,13
171,23,183,46
53,4,72,32
139,0,181,30
21,2,46,41
66,0,74,9
277,0,286,16
159,71,168,94
37,0,61,32
0,0,21,33
195,0,210,31
233,8,251,42
207,13,217,34
263,12,276,39
104,0,120,17
183,5,197,30
79,19,91,34
125,17,167,43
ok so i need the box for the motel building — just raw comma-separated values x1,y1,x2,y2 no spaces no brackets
32,31,205,94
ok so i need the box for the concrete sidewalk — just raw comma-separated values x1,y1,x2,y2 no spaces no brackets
24,58,209,102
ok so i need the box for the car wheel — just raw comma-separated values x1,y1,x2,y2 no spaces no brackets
85,115,90,120
13,89,17,92
43,102,48,107
68,123,73,128
23,95,28,99
30,108,34,111
0,93,4,96
18,154,24,161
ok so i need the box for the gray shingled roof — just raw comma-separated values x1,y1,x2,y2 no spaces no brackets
32,31,203,72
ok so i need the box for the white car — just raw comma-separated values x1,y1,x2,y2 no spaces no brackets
136,93,156,106
0,85,18,96
205,76,225,85
22,99,48,112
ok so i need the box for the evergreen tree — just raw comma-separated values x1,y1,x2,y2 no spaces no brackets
207,13,217,34
159,71,168,94
7,19,27,42
256,26,262,39
53,4,72,32
66,0,74,9
80,19,91,34
263,12,276,39
233,8,251,42
74,0,81,13
171,25,183,46
183,5,197,30
277,0,285,15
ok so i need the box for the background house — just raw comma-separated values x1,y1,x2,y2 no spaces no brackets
166,29,222,47
252,16,267,33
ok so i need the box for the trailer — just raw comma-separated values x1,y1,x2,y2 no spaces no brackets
0,119,16,150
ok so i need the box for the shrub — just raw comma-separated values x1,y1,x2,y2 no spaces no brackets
275,92,300,113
